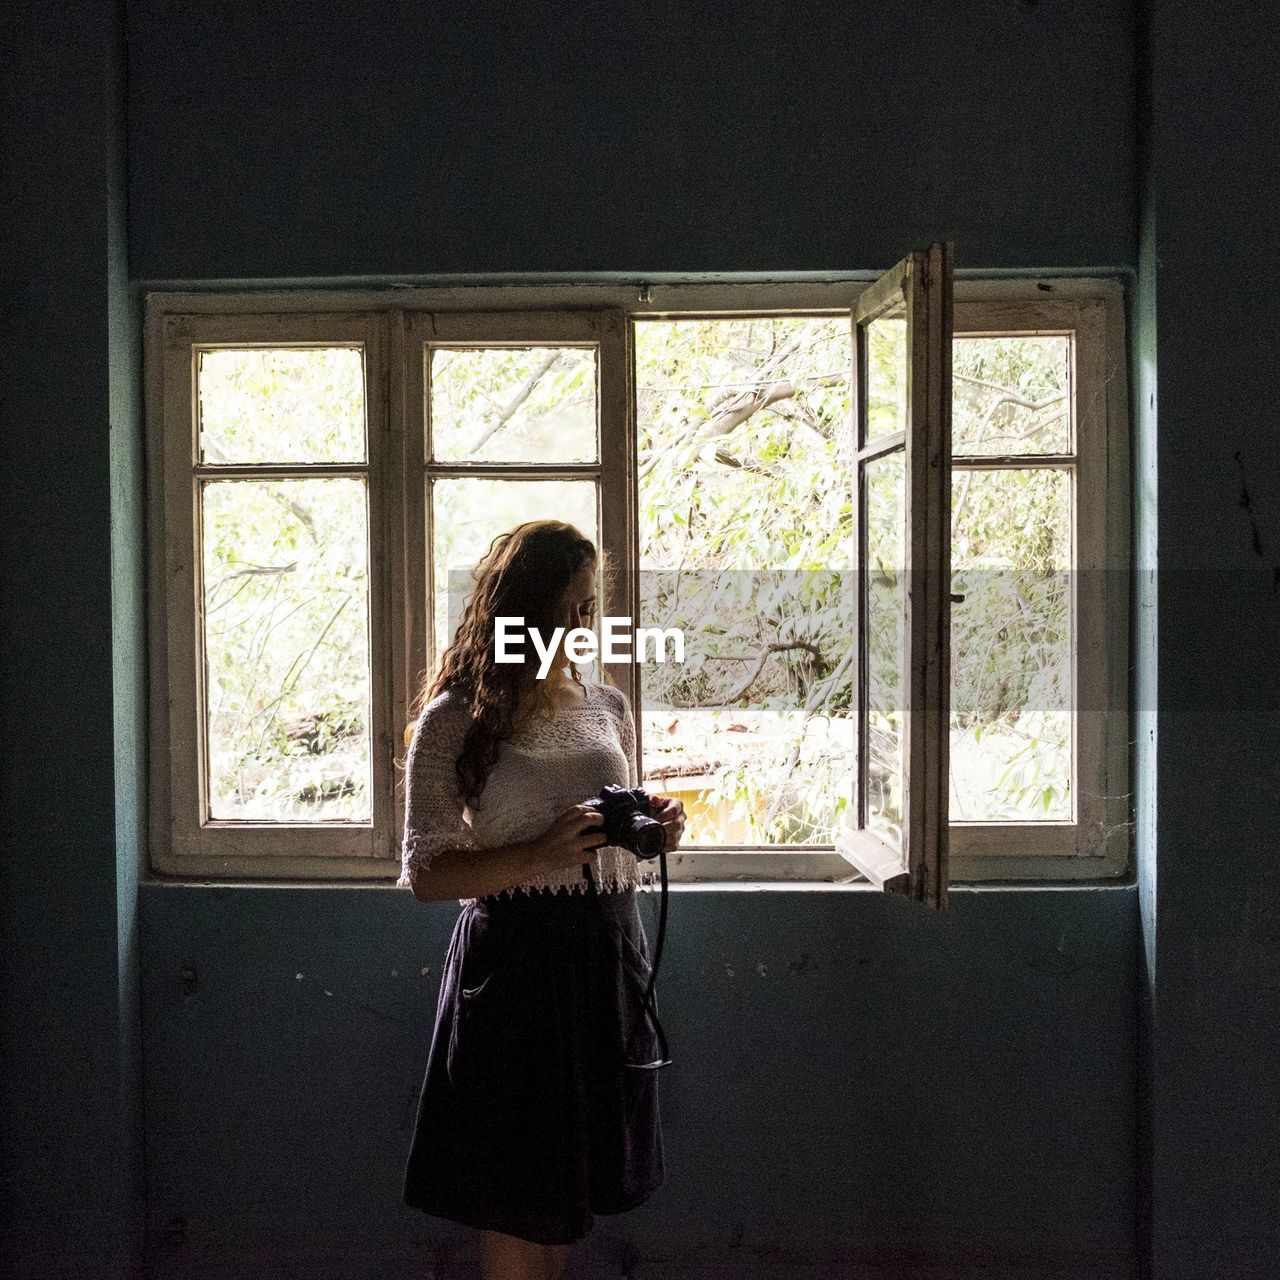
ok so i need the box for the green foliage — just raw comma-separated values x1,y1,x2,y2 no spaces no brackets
202,472,372,822
948,337,1073,819
195,328,1075,832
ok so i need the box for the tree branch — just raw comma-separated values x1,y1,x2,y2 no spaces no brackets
467,350,563,453
668,640,827,708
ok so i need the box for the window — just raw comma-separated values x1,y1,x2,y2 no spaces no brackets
145,265,1129,896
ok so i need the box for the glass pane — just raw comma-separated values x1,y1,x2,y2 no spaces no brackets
197,348,365,464
429,346,597,462
201,478,372,821
431,478,599,659
634,316,855,845
864,304,907,443
950,467,1072,820
864,450,906,848
952,335,1071,455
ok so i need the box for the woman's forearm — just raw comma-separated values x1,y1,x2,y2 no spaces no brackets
409,838,551,902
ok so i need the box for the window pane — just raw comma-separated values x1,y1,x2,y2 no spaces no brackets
864,450,907,848
201,478,372,821
197,348,365,464
950,467,1072,820
952,335,1071,455
865,305,907,444
431,478,598,659
429,346,598,462
634,317,855,845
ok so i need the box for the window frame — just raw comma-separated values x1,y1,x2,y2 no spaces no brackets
144,277,1129,884
401,307,630,728
147,309,395,877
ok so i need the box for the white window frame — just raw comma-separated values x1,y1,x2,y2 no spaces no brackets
145,276,1129,885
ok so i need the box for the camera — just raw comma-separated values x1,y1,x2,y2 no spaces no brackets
583,784,667,861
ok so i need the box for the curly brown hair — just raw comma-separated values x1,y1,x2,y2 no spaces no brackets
402,519,615,812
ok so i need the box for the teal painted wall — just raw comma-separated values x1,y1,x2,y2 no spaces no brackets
119,3,1142,1274
138,886,1136,1277
35,0,1280,1275
1146,2,1280,1275
2,3,143,1278
125,0,1138,278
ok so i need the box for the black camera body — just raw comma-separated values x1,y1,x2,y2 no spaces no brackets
583,784,667,861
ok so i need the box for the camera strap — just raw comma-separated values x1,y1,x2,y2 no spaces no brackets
582,854,673,1072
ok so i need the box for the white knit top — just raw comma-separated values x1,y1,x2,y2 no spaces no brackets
397,678,661,904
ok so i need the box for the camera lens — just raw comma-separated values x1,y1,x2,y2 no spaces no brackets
628,815,666,859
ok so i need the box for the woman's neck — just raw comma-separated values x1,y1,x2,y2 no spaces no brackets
515,666,586,721
545,666,586,704
543,663,570,687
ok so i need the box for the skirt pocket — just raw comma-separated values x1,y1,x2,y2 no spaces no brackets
446,920,540,1105
448,986,493,1091
459,970,496,1002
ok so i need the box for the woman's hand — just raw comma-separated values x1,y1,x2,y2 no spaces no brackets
528,803,608,874
650,795,686,852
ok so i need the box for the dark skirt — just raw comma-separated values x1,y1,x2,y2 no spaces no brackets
402,881,667,1245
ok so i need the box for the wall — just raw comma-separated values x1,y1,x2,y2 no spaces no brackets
1,2,143,1277
1146,1,1280,1275
123,2,1141,1276
5,0,1151,1276
126,0,1137,280
138,887,1136,1279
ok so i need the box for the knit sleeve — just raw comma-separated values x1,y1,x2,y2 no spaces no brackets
603,682,640,788
397,689,479,889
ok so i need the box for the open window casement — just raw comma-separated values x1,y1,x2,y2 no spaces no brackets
836,242,954,909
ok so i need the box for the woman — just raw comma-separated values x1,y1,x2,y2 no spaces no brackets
398,519,685,1280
